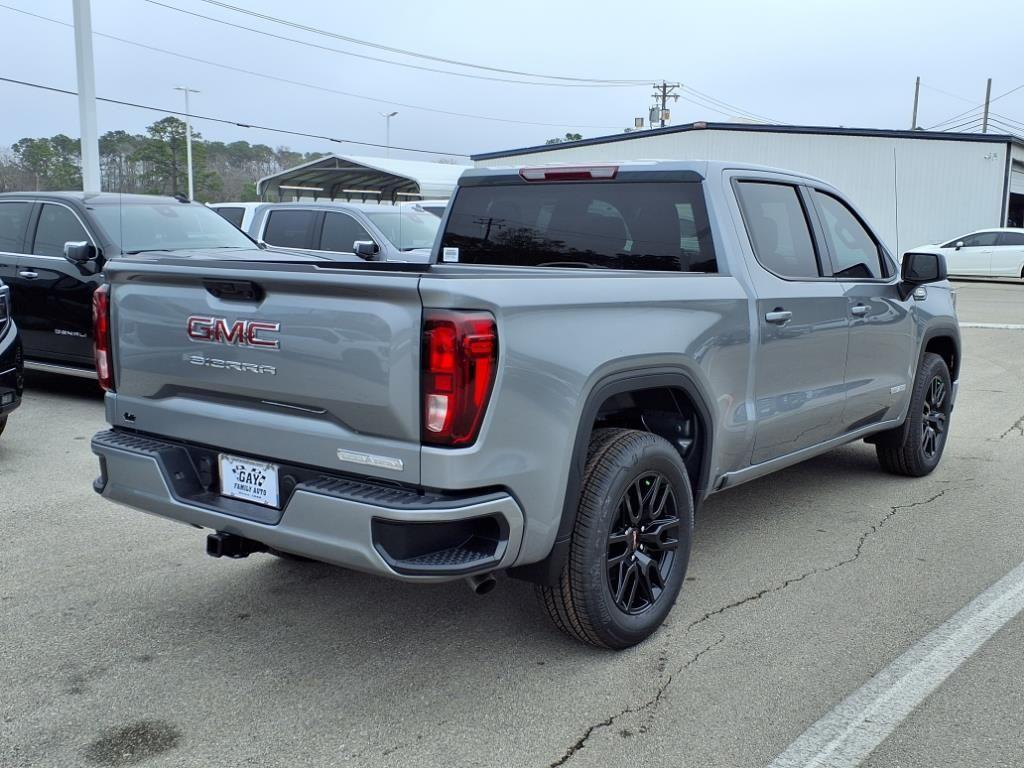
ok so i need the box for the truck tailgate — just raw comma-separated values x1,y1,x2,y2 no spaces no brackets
105,260,424,484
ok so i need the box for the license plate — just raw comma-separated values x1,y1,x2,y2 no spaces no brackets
218,454,280,508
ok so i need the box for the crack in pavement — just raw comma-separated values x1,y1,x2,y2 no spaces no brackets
687,489,951,632
999,413,1024,439
549,636,726,767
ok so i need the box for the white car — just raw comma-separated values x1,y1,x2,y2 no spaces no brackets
911,228,1024,279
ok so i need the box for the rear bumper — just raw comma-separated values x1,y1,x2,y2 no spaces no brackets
91,429,524,581
0,324,23,416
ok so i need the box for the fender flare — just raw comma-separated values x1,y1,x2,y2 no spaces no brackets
918,322,961,380
509,366,716,585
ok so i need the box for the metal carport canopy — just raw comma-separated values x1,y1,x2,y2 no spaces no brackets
256,154,469,202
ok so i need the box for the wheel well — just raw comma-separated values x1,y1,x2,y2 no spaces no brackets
925,336,959,381
593,386,706,499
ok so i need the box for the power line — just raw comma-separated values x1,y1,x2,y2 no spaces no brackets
143,0,640,88
193,0,648,85
681,85,779,123
926,82,1024,129
0,76,471,156
0,3,624,131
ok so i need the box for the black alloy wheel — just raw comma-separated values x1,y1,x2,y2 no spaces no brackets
921,376,948,459
606,472,680,615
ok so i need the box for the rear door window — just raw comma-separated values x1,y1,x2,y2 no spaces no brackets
262,210,317,249
0,201,31,253
320,212,373,254
996,231,1024,246
735,182,820,279
812,190,888,279
440,181,717,272
214,207,245,229
32,204,90,257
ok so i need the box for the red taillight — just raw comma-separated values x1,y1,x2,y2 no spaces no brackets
92,284,114,392
519,165,618,182
422,310,497,447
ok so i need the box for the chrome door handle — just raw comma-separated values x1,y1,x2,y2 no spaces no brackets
764,309,792,325
851,304,868,316
18,270,38,279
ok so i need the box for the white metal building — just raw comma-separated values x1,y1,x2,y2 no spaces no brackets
473,124,1024,254
257,154,468,203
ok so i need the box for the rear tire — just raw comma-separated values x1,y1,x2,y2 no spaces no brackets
537,428,693,649
0,416,6,438
875,353,952,477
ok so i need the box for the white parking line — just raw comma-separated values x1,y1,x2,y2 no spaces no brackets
766,559,1024,768
959,323,1024,330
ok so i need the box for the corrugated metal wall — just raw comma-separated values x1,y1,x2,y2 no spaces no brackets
475,131,1010,253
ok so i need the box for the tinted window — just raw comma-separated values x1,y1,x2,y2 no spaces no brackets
440,182,716,272
33,204,90,257
262,210,317,249
958,232,1000,248
736,182,819,279
0,201,31,254
813,191,886,279
996,231,1024,246
320,212,372,254
215,207,245,229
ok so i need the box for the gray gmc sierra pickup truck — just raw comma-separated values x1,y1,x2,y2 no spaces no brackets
91,161,960,648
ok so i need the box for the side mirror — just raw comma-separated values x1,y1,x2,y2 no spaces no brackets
354,240,379,259
64,241,98,264
954,241,964,251
899,251,947,299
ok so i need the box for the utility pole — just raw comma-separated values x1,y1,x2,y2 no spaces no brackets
72,0,101,192
911,76,920,130
174,86,199,199
650,82,680,128
981,78,992,134
379,111,398,157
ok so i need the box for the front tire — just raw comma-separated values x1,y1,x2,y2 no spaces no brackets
537,428,693,649
0,415,6,438
875,353,952,476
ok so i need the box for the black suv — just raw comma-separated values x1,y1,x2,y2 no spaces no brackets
0,279,23,437
0,192,268,377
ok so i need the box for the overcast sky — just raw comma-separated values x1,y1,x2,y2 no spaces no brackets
1,0,1021,163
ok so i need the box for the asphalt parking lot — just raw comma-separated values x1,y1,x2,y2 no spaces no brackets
1,280,1022,768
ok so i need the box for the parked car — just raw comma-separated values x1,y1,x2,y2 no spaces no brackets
90,161,960,649
0,192,325,378
0,279,23,437
241,202,441,262
909,228,1024,278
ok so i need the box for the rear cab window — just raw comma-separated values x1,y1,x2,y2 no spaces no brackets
439,179,717,272
735,181,821,279
0,201,32,254
262,210,317,249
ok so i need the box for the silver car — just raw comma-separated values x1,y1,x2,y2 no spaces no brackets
224,202,442,263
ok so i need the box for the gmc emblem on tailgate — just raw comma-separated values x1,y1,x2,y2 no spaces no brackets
186,316,281,349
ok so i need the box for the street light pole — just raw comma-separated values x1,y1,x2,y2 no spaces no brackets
380,111,398,157
72,0,101,192
174,86,199,199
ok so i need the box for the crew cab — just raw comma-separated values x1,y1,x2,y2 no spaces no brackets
0,279,23,438
0,192,305,378
90,161,960,648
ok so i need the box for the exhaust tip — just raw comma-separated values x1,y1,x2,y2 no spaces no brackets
466,573,497,595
